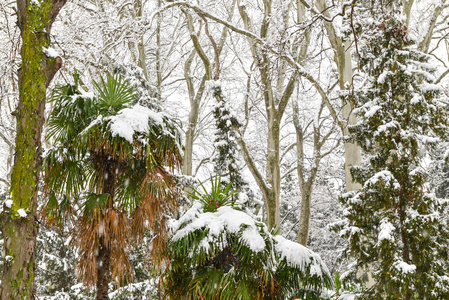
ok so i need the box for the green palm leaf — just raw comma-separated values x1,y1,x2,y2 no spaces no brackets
188,176,238,212
165,182,332,299
93,74,136,112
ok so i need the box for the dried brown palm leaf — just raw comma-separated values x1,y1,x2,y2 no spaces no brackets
72,214,101,287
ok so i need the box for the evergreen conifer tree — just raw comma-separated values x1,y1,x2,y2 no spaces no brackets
337,15,449,299
211,84,254,204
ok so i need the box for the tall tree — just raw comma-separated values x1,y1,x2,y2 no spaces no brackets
314,0,362,193
338,15,449,299
212,98,247,195
0,0,65,299
180,3,234,179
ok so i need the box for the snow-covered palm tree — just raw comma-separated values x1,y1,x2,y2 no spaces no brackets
42,73,182,299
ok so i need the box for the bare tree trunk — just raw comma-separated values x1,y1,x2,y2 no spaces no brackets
182,51,206,177
181,3,234,177
340,39,362,192
266,130,281,229
314,0,361,192
402,0,415,28
155,0,162,96
1,1,65,299
297,183,313,246
293,100,312,246
293,99,333,246
236,0,297,230
294,0,313,246
314,0,374,287
417,0,445,53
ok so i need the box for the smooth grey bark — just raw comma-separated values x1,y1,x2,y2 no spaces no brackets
235,0,300,230
315,0,362,193
315,0,372,287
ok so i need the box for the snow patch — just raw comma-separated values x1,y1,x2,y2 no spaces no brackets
378,220,395,243
17,209,27,218
337,292,357,300
377,70,392,84
42,47,59,58
394,261,416,274
376,121,399,136
172,205,266,252
364,170,400,190
364,105,382,118
274,235,330,278
420,82,443,92
5,200,12,208
107,104,164,143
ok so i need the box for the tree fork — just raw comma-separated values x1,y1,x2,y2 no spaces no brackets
1,1,65,299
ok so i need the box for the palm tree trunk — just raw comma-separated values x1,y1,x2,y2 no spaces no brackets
95,159,116,300
96,237,111,300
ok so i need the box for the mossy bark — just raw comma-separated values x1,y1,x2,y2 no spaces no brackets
1,1,65,299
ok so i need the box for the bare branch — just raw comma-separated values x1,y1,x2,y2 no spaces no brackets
235,131,270,199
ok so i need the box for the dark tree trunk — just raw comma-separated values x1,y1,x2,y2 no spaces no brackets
95,158,117,300
1,1,65,299
96,237,111,300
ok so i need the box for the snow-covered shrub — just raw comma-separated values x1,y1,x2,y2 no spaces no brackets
164,183,333,299
108,280,159,299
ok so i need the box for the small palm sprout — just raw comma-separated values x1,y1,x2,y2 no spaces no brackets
188,176,237,212
164,177,333,300
42,72,182,299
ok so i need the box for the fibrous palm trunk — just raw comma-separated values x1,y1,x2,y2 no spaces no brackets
95,158,116,300
96,237,111,300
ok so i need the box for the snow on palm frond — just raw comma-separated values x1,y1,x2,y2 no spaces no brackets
164,180,333,300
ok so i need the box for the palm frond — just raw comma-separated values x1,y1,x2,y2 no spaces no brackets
188,176,238,212
40,193,76,228
93,74,136,113
43,145,86,199
79,192,110,219
47,76,97,143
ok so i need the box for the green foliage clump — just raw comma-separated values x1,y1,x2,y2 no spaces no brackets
165,180,333,300
188,177,237,212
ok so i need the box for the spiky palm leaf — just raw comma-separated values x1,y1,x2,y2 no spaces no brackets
188,176,237,212
93,74,135,112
